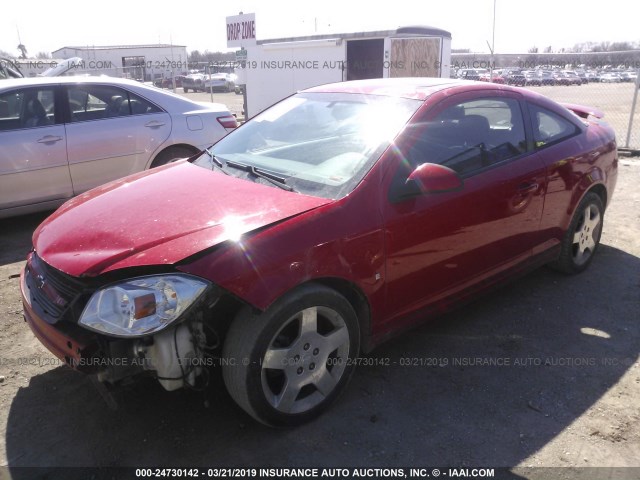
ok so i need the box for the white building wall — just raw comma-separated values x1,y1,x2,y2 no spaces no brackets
51,46,189,80
245,39,346,118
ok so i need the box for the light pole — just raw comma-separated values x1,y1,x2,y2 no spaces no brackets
488,0,496,82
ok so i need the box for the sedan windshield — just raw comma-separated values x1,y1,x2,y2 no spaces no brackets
193,92,421,199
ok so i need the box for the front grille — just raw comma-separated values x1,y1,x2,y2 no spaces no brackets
25,253,87,324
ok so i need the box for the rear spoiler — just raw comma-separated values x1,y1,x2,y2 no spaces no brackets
561,102,605,119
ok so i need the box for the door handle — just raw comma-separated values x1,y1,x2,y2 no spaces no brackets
37,135,63,143
145,121,166,128
517,182,539,193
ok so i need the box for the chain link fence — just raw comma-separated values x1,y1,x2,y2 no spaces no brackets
522,76,640,150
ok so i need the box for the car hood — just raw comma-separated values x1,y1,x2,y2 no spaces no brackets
33,161,330,277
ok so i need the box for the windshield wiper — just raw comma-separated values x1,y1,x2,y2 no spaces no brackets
204,148,230,175
226,160,297,192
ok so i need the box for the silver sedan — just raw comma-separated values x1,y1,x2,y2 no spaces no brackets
0,76,237,219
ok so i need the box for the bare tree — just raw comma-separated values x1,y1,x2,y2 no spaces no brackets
17,43,27,59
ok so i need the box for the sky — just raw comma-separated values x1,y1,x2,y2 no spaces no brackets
2,0,639,57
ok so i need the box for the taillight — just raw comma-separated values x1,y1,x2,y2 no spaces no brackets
217,115,238,129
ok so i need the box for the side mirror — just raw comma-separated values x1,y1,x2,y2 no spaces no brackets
405,163,463,196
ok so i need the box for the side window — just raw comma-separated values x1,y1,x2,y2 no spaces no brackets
402,97,527,177
129,92,162,115
67,85,162,122
0,88,56,131
529,104,580,149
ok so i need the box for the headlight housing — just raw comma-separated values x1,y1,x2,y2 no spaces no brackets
79,274,209,337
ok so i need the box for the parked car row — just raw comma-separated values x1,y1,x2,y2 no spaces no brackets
154,75,186,89
183,72,236,93
456,67,638,86
0,76,237,218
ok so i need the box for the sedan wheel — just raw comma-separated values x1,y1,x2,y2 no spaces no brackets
551,192,604,274
222,284,360,426
150,146,196,167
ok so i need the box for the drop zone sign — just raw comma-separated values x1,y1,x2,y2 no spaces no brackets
226,13,257,48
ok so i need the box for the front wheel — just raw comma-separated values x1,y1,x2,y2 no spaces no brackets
551,192,604,274
222,284,360,426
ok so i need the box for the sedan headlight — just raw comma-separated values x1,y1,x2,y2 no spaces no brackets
79,274,209,337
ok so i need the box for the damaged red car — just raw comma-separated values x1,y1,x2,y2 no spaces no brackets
21,78,618,426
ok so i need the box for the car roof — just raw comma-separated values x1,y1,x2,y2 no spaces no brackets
0,74,232,113
302,77,524,101
0,75,153,91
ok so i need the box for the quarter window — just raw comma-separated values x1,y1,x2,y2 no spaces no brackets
529,104,580,149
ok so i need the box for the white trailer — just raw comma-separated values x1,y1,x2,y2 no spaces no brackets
239,26,451,118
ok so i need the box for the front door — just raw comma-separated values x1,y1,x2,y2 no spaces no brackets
0,86,72,213
381,91,546,328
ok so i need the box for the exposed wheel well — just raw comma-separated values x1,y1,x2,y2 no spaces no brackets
150,144,200,168
312,278,372,353
588,184,608,210
211,279,372,354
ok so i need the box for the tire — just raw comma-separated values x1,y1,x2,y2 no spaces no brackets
150,146,196,168
222,284,360,427
550,192,604,274
183,87,189,93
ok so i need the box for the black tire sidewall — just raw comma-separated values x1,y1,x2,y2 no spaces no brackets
241,287,360,426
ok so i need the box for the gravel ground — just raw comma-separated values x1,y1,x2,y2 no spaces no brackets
0,150,638,477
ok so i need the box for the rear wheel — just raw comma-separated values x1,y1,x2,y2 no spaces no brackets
150,146,196,168
551,192,604,274
222,284,360,426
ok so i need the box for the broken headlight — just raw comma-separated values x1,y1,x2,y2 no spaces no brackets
79,274,209,337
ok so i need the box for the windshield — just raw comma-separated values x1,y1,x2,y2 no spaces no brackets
193,92,421,199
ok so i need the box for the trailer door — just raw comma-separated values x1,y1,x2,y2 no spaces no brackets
346,39,384,81
388,37,442,78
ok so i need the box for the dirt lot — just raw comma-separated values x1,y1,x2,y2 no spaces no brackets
0,127,639,477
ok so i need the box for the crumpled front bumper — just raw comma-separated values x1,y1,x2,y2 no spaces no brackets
20,264,97,371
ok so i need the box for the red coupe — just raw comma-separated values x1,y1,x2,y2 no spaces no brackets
21,78,618,426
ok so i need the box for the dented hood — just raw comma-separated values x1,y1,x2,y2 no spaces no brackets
33,161,330,277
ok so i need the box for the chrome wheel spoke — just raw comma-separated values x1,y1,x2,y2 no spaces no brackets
314,367,337,396
275,378,302,413
572,230,583,245
262,347,289,370
323,326,349,352
300,307,318,335
586,211,601,231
